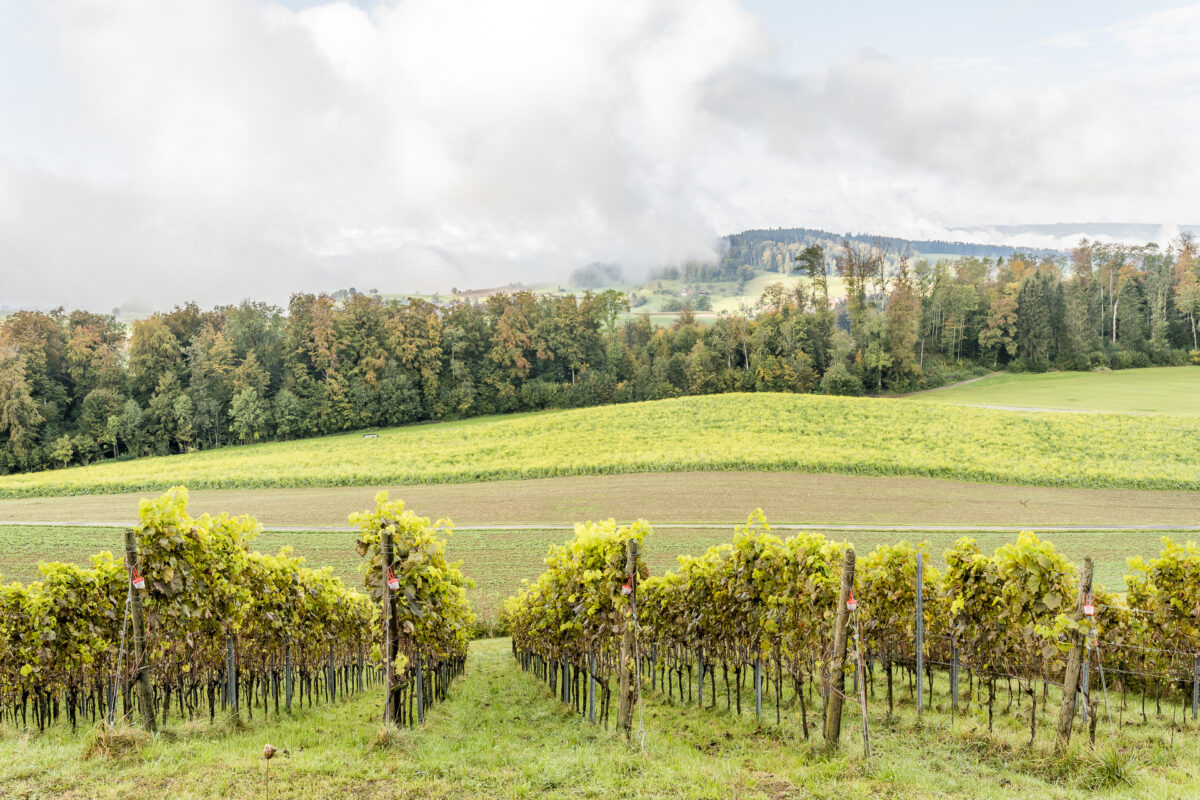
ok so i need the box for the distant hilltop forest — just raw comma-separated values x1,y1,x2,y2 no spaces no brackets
708,227,1060,289
724,226,1061,265
570,227,1064,289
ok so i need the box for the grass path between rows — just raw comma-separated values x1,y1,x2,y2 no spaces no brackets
3,638,1197,799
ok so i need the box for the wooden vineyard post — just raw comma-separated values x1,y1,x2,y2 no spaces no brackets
124,528,157,733
1193,654,1199,722
915,555,924,716
382,524,394,725
1056,556,1093,748
824,547,855,749
853,597,871,759
588,651,596,723
618,539,638,738
286,574,297,714
1079,642,1090,726
226,636,238,718
328,645,336,703
950,638,960,714
754,657,762,717
416,652,425,723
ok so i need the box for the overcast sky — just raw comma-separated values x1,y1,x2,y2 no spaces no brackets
2,0,1199,311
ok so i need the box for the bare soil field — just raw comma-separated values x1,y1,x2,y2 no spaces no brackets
1,471,1197,527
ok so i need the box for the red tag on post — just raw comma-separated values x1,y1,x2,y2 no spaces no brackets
1082,593,1095,617
131,565,146,590
846,587,857,612
621,578,632,596
387,567,400,591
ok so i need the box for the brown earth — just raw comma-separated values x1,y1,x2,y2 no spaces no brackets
0,471,1196,527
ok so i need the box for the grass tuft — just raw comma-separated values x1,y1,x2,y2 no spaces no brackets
82,725,149,760
1084,744,1135,788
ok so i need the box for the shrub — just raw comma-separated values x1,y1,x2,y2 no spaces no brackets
820,363,863,396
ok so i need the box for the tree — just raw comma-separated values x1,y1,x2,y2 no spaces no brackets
1113,264,1146,348
172,393,196,452
117,399,145,458
50,434,74,468
128,316,183,401
886,263,922,384
837,238,887,341
271,388,304,440
978,288,1018,367
685,340,718,394
820,362,863,396
594,289,630,339
0,349,43,468
186,325,236,446
1016,272,1055,367
862,340,893,391
231,350,270,397
1176,269,1200,349
230,388,269,444
145,372,184,455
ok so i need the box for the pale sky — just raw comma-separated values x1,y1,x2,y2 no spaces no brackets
2,0,1199,310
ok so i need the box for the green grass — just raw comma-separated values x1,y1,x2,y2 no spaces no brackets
2,637,1195,799
4,392,1200,500
2,524,1186,621
912,367,1200,415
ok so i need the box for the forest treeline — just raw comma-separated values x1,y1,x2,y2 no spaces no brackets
1,236,1199,474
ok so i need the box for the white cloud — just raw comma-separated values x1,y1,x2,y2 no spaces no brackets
0,0,1197,310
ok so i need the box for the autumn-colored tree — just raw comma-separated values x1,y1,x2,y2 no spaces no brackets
886,262,922,383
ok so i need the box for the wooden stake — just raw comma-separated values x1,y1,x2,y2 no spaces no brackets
1056,556,1093,748
854,608,871,758
915,555,924,716
382,524,394,725
824,548,855,748
618,539,638,737
123,528,156,733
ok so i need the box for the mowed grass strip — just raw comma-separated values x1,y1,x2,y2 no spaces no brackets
2,524,1182,621
3,392,1200,499
912,366,1200,414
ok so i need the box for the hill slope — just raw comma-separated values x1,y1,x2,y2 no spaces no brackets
2,393,1200,498
912,367,1200,415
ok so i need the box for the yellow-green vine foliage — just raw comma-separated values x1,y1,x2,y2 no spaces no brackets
503,519,649,675
634,512,849,680
0,486,376,726
860,541,942,669
351,491,475,674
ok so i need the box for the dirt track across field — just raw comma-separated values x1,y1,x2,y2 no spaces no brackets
0,471,1196,527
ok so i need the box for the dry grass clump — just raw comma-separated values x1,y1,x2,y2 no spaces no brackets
82,726,149,760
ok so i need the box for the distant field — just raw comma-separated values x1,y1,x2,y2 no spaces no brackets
617,311,719,328
4,392,1200,499
914,366,1200,414
2,523,1183,619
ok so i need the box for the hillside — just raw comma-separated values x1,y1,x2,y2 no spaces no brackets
720,226,1061,273
913,367,1200,414
4,392,1200,499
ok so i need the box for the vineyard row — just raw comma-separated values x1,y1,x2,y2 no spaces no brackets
504,513,1200,750
0,488,475,733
